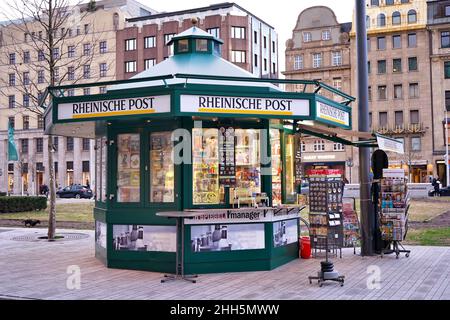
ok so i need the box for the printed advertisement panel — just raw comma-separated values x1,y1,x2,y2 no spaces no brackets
95,221,107,248
190,223,265,252
316,101,350,127
273,219,298,248
112,225,176,252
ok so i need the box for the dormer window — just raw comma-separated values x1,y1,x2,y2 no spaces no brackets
178,39,189,53
196,39,208,52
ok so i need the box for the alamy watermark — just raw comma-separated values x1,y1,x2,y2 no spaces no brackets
366,265,381,290
66,265,81,290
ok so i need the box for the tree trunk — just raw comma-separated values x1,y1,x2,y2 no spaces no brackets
47,135,56,240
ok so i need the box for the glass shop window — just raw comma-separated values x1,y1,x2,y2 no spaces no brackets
94,137,107,202
285,134,296,203
231,129,261,201
270,129,282,206
117,134,140,203
192,128,221,205
150,132,174,203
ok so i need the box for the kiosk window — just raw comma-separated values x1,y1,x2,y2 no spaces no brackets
117,134,140,203
285,134,296,203
150,132,174,203
270,129,282,206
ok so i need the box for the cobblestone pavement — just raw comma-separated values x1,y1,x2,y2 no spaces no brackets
0,227,448,300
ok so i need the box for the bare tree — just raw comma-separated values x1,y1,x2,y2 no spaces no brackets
0,0,104,240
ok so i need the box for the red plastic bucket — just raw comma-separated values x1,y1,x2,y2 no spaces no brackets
300,236,311,259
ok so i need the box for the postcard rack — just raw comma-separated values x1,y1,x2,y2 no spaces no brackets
379,169,411,259
342,197,360,254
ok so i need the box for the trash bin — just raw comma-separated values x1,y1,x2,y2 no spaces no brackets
300,236,311,259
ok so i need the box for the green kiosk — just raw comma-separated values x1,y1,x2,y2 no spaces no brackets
44,25,357,276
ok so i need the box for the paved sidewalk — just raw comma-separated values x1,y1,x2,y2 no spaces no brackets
0,227,448,300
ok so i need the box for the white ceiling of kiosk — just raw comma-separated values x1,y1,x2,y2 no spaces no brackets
46,121,96,139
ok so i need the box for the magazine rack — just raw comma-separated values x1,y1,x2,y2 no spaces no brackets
342,197,360,254
379,169,411,259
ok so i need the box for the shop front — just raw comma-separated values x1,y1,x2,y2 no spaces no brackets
44,26,357,274
388,160,431,183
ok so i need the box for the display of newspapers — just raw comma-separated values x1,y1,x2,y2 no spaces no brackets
379,169,410,242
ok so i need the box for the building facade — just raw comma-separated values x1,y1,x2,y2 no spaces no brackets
427,0,450,186
115,2,279,80
0,0,155,195
283,6,355,182
350,0,433,184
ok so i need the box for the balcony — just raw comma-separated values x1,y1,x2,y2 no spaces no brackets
375,123,425,135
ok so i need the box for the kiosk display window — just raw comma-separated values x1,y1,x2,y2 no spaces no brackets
101,137,107,202
285,135,296,204
270,129,282,206
150,132,174,203
117,134,140,203
94,137,107,202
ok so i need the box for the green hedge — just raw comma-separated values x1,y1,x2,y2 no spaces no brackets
0,196,47,213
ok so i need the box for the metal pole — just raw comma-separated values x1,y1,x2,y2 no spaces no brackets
355,0,374,256
446,109,449,187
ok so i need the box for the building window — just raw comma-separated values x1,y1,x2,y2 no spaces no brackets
393,58,402,73
332,51,342,66
21,139,29,154
66,137,74,152
82,138,90,151
377,60,386,74
207,28,220,39
333,78,342,91
231,26,246,39
38,50,45,61
99,41,107,53
313,140,325,152
371,0,379,6
408,10,417,24
83,88,90,95
377,36,386,50
409,83,419,98
303,32,312,42
294,55,303,70
272,41,276,53
38,70,45,83
445,61,450,78
301,141,306,152
411,137,421,151
333,143,344,151
53,67,59,82
368,86,372,101
38,115,44,129
441,31,450,48
83,65,90,79
312,53,322,68
446,6,450,17
395,111,404,127
264,58,267,71
254,54,258,68
322,30,331,41
392,11,401,25
378,85,387,100
83,43,91,56
36,138,43,153
99,87,107,94
379,112,388,128
23,72,30,85
67,66,75,80
23,116,29,130
68,45,75,58
231,50,246,63
394,84,403,99
408,33,417,47
67,89,75,96
408,57,417,71
8,117,15,129
369,112,372,128
53,48,59,59
84,23,89,34
144,36,156,49
8,95,15,108
125,61,136,73
164,33,175,45
368,61,371,73
9,53,15,64
272,62,276,74
263,36,267,48
9,73,15,86
144,59,156,70
392,35,401,49
125,38,136,51
377,14,386,27
410,110,419,124
23,94,30,108
53,137,58,151
366,16,371,29
99,63,107,77
386,0,394,5
23,51,30,63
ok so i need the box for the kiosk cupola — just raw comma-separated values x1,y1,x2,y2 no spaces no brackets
167,18,223,56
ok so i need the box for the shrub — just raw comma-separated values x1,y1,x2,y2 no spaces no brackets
0,192,6,196
0,196,47,213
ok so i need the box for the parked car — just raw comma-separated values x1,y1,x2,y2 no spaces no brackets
428,186,450,197
56,185,93,199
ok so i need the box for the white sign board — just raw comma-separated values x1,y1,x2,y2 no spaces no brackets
58,95,171,120
377,135,405,154
316,101,350,127
382,169,406,179
180,95,310,117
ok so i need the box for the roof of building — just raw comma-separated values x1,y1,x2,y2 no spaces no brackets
168,25,224,45
340,22,352,33
126,2,275,29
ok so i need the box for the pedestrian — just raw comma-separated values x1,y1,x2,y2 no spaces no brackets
432,176,441,197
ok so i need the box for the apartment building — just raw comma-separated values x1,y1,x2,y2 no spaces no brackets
0,0,155,195
283,6,355,182
428,0,450,186
115,2,279,80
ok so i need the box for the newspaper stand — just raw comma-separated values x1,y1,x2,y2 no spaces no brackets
379,169,411,259
342,197,360,254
